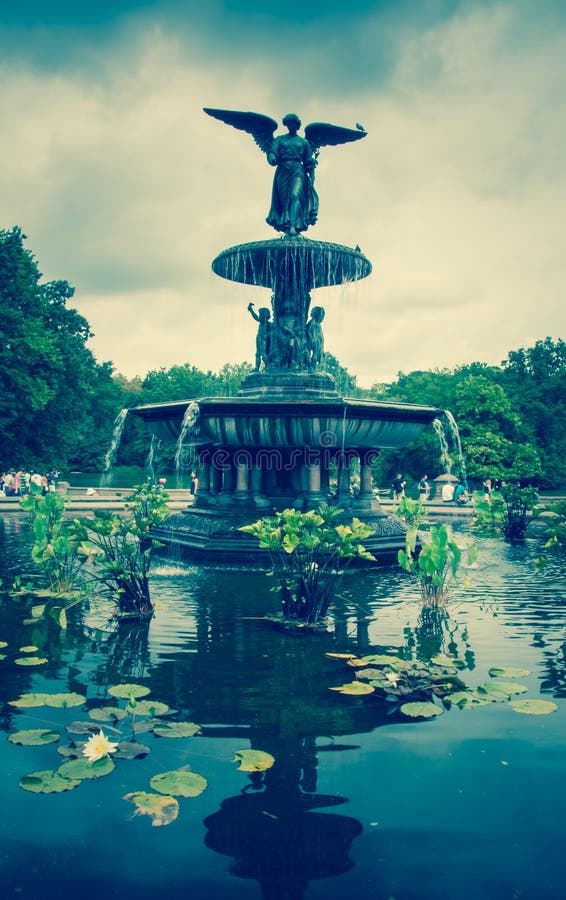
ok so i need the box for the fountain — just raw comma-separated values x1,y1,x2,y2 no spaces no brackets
132,107,440,562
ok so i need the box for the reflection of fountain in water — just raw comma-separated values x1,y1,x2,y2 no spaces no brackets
101,408,129,486
432,411,468,488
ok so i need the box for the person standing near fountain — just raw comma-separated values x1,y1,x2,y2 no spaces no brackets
266,113,319,235
418,474,430,502
392,474,406,501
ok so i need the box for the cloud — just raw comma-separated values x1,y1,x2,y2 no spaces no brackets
1,2,565,387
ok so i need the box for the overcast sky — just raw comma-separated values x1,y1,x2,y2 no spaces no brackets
1,0,565,386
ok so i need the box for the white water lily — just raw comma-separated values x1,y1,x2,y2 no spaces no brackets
83,729,119,763
385,672,400,686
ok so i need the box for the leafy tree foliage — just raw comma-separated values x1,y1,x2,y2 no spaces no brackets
0,227,124,472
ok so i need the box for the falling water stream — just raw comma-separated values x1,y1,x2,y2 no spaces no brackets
100,409,129,485
432,411,468,487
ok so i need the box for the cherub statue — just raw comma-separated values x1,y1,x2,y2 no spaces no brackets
306,306,325,370
204,108,367,236
247,302,271,371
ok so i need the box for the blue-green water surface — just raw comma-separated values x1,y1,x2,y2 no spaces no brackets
0,514,565,899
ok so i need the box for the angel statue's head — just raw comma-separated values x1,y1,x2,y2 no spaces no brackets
282,113,301,131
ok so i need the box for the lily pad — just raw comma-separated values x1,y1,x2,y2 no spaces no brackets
66,721,105,736
431,654,466,669
153,722,201,738
0,641,8,648
444,691,490,708
108,683,150,700
19,645,39,653
232,749,275,772
354,667,384,680
114,741,151,760
329,681,375,695
477,683,511,702
57,743,86,758
489,666,532,678
14,656,48,666
489,680,528,695
88,706,128,722
45,693,86,708
20,769,81,794
357,654,405,667
400,701,443,719
325,652,357,659
132,718,162,735
508,699,558,715
150,766,208,797
126,700,170,717
124,791,179,827
8,692,49,708
9,729,60,746
58,756,115,780
30,604,46,619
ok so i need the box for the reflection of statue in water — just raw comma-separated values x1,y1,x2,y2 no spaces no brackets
306,306,325,370
247,302,272,371
203,735,363,900
203,108,367,235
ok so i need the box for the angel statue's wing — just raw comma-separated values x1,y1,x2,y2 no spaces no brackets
304,122,367,157
203,108,278,155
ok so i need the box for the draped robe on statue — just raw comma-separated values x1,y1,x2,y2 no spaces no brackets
266,134,319,234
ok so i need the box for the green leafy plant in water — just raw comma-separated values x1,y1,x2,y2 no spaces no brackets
395,496,428,526
473,485,540,542
240,505,375,625
70,481,170,618
536,501,566,569
328,650,557,717
398,523,477,606
20,490,85,598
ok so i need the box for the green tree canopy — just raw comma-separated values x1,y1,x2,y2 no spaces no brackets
0,227,124,472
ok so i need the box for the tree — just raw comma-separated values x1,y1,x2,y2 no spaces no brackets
502,338,566,487
0,227,125,472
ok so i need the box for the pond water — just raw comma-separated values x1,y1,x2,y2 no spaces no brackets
1,513,565,900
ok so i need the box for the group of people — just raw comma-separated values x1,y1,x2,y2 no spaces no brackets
154,472,199,495
0,468,59,497
391,472,472,505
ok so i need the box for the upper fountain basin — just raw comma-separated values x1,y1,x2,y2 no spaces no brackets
212,237,372,289
132,396,440,449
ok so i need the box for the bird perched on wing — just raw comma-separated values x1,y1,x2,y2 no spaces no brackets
356,123,366,132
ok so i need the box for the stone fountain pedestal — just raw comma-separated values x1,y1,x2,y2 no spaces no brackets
133,239,440,564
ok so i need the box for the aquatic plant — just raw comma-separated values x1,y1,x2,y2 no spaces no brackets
327,651,558,718
394,496,428,526
240,505,375,625
19,490,85,596
82,730,119,763
70,481,171,618
473,485,540,542
398,523,476,606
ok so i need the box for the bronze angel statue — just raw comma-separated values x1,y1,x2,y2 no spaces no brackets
203,108,367,236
